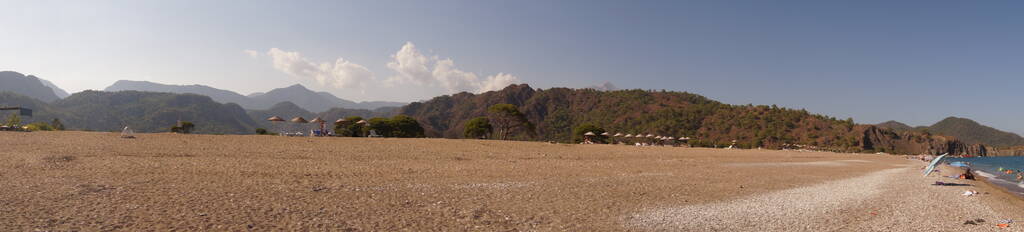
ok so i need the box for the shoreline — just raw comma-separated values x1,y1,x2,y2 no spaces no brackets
971,168,1024,217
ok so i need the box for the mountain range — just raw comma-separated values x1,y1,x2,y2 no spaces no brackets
396,84,988,155
0,71,66,102
104,80,405,112
0,90,260,134
1,70,1021,155
877,118,1024,148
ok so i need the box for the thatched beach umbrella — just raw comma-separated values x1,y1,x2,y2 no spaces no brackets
266,116,285,135
288,117,309,135
310,117,326,136
583,131,597,144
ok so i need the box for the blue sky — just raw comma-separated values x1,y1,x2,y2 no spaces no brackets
2,1,1023,134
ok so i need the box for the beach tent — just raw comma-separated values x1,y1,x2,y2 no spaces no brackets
120,126,135,138
923,153,950,177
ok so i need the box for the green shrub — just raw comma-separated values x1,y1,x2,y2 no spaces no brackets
26,122,54,131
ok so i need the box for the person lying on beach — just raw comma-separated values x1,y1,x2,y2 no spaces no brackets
960,169,975,180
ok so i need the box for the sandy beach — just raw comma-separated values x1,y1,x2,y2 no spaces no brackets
1,131,1022,231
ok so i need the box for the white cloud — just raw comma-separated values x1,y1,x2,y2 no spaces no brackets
385,42,434,86
386,42,520,93
479,73,520,92
244,50,261,58
265,48,374,89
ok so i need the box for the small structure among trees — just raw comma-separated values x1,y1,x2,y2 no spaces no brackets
573,123,607,144
170,121,195,134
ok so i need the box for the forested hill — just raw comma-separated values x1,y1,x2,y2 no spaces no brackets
1,91,261,134
398,84,986,155
875,118,1024,148
927,117,1024,148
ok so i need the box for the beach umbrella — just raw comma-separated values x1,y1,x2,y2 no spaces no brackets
335,118,348,124
266,116,285,122
625,134,633,138
356,120,368,124
646,134,654,138
290,117,308,123
666,136,675,140
614,133,623,137
949,161,970,168
923,153,949,177
266,116,285,135
584,132,596,136
309,117,327,136
601,132,610,136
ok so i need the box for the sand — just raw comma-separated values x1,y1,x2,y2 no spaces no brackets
1,131,1022,231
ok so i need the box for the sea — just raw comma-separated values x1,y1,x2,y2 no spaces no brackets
946,156,1024,197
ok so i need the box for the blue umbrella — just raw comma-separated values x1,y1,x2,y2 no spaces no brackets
949,161,970,168
923,153,949,177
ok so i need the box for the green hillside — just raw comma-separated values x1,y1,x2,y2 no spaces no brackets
1,91,260,134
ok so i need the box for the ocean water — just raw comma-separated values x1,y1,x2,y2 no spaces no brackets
946,156,1024,197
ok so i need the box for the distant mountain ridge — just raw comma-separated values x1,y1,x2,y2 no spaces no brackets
876,117,1024,148
0,91,259,134
104,80,405,112
876,120,913,132
397,84,986,155
928,117,1024,148
0,71,62,102
37,78,70,98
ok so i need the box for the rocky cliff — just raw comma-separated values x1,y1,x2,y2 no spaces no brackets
858,125,988,156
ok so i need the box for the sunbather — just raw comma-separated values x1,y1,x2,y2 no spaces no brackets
960,168,975,180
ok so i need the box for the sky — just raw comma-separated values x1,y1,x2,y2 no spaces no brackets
2,1,1023,134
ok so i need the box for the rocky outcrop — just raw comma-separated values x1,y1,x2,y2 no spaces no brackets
858,125,988,155
988,147,1024,156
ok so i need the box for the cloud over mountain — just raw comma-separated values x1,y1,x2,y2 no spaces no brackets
386,42,520,93
265,48,375,90
251,42,519,97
